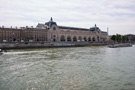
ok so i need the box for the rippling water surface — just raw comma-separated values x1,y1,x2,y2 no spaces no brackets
0,46,135,90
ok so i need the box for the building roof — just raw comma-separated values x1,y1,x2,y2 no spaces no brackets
58,26,90,31
101,31,108,33
90,24,99,31
45,17,57,28
36,23,45,27
90,27,99,31
38,18,107,32
45,22,57,28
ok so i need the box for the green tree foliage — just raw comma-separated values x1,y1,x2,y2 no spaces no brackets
116,34,122,42
111,35,116,41
111,34,129,43
122,36,126,42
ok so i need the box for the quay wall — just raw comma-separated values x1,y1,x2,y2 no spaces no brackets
0,42,109,49
0,42,51,49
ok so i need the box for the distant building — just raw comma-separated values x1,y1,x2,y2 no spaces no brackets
0,18,109,44
125,34,135,43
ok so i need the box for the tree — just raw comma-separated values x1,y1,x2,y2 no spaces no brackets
111,35,116,41
125,36,129,42
111,34,129,43
122,36,126,42
114,34,122,42
116,34,122,42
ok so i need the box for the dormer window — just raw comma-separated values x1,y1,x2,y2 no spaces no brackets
53,27,56,30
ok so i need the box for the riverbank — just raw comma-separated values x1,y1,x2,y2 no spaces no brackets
0,42,110,49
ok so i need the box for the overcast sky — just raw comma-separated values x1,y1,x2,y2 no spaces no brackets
0,0,135,35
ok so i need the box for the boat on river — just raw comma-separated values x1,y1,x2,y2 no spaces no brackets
0,49,4,55
0,49,7,55
108,43,132,48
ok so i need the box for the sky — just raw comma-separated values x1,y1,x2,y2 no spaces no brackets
0,0,135,35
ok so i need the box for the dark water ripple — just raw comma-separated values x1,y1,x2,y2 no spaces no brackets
0,46,135,90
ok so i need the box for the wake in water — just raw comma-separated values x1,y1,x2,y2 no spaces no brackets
4,50,47,55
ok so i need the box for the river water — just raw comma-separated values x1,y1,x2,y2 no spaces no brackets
0,46,135,90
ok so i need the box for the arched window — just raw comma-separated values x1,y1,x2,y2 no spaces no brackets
13,38,16,42
67,35,71,41
60,35,65,41
88,37,91,41
78,36,82,41
53,35,56,37
97,36,99,41
83,36,87,41
92,37,95,42
73,36,77,41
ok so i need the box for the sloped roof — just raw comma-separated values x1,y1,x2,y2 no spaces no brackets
45,17,57,28
58,26,90,31
101,31,107,33
90,27,99,31
36,23,44,27
45,22,57,28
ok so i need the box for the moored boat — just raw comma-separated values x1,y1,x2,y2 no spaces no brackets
108,43,132,48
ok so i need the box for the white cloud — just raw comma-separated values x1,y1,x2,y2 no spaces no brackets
0,0,135,35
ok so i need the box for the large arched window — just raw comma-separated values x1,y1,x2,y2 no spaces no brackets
60,35,65,41
73,36,77,41
88,37,91,41
92,37,95,42
78,36,82,41
97,36,100,41
83,36,87,41
67,35,71,41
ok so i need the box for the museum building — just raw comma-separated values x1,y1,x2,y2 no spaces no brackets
0,18,109,43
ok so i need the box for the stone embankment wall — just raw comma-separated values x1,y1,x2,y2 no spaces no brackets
0,42,51,49
0,42,109,49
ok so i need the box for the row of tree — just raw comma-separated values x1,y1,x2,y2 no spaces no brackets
111,34,129,42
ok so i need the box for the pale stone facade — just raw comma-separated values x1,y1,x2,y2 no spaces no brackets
41,18,109,43
0,28,48,43
0,18,109,44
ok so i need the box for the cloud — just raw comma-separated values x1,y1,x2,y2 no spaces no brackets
0,0,135,35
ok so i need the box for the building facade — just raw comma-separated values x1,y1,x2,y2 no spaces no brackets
0,18,109,44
